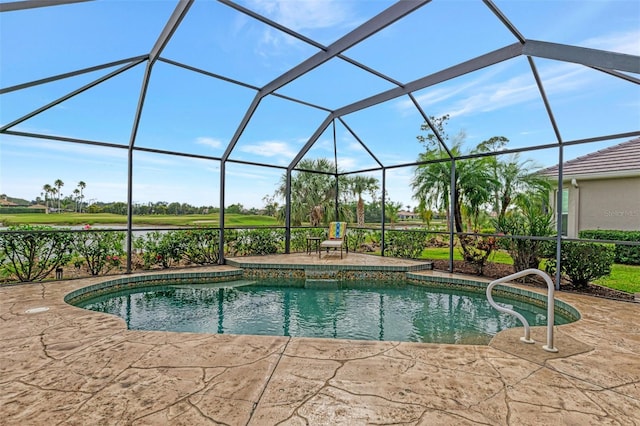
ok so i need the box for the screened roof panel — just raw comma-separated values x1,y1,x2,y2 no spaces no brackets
297,119,382,173
162,0,321,87
341,0,518,84
340,95,426,168
135,61,257,157
537,60,640,142
0,1,174,87
275,57,397,110
233,0,396,47
412,57,561,151
493,0,640,55
132,151,219,206
13,64,146,146
224,162,283,210
1,0,638,210
298,124,339,169
0,64,128,130
0,136,128,203
334,120,383,173
229,95,329,165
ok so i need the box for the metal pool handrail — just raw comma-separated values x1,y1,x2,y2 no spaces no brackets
486,268,558,353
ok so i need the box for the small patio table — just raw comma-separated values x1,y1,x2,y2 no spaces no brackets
306,236,321,255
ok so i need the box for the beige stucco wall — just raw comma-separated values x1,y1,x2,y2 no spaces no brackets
570,176,640,236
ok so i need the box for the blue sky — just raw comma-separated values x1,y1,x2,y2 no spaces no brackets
1,0,639,209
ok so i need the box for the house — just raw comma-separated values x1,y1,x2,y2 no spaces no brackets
540,138,640,237
397,210,420,221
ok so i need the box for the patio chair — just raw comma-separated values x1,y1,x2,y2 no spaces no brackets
320,221,348,258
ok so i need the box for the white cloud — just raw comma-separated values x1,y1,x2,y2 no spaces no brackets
392,28,640,120
238,140,297,161
195,136,223,149
582,29,640,56
248,0,352,32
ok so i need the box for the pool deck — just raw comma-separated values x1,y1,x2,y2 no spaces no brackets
1,253,639,425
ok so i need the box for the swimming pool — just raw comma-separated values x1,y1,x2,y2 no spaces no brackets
72,279,575,344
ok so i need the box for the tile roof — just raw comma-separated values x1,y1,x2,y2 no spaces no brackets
540,137,640,178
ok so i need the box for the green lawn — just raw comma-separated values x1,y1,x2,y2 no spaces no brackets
0,212,279,227
594,264,640,294
420,247,514,265
421,247,639,294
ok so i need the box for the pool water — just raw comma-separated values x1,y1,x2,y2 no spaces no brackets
75,280,572,344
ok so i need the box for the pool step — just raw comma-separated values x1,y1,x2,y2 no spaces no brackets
304,269,340,288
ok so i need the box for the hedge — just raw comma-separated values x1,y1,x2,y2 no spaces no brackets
579,230,640,265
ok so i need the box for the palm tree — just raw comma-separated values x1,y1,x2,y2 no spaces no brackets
42,184,52,213
54,179,64,213
476,137,551,220
77,181,86,213
73,188,81,212
276,158,345,226
385,201,402,224
412,142,496,233
349,175,379,227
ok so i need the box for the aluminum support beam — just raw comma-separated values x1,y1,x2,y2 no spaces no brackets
1,59,143,132
408,93,453,159
589,67,640,85
149,0,193,64
554,146,564,291
259,1,429,96
221,94,262,161
0,0,91,12
284,171,292,253
482,0,525,43
219,1,405,88
337,118,384,168
523,40,640,74
219,161,226,263
1,55,148,95
287,114,334,171
335,43,523,118
125,62,154,272
449,160,456,273
528,57,563,143
381,169,386,257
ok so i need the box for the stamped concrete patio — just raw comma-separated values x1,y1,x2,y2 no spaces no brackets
1,255,639,425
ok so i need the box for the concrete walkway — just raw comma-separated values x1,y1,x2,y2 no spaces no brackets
1,266,639,425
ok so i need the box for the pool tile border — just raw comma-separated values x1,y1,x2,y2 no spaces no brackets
64,269,244,304
64,264,580,323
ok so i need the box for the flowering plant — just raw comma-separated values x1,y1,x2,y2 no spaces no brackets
71,229,125,275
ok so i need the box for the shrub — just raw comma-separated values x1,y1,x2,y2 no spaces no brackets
346,227,375,252
546,241,616,288
290,228,325,253
384,229,430,259
175,228,220,265
458,234,497,275
232,228,284,255
0,225,73,282
134,230,183,269
494,208,554,273
71,226,126,275
579,230,640,265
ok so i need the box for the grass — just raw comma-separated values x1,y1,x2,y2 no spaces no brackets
421,247,639,294
594,264,640,294
420,247,514,265
0,213,279,227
